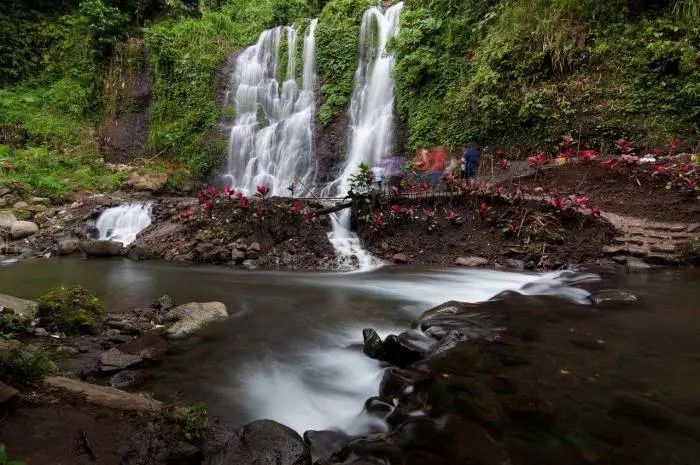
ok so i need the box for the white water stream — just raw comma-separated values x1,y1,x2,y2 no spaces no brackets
224,19,319,196
323,2,404,271
96,203,152,246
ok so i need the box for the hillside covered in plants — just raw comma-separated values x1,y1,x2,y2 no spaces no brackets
1,0,699,198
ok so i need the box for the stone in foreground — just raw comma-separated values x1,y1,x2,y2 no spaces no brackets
45,376,162,412
204,420,310,465
164,302,228,339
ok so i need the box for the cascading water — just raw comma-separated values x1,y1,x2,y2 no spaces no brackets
324,2,404,271
96,203,152,246
224,19,318,196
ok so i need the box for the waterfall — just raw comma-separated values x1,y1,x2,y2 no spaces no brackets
224,19,318,196
324,2,404,271
96,203,152,246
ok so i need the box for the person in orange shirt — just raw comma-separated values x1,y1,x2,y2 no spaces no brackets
429,146,446,185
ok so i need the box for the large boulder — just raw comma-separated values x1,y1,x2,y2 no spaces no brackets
45,376,163,413
124,172,168,193
81,239,124,257
0,211,16,231
0,293,38,318
10,220,38,239
204,420,310,465
164,302,228,339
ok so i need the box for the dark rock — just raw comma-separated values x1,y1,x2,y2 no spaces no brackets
203,420,311,465
128,246,155,260
488,375,519,395
381,334,425,368
81,240,123,257
362,328,384,360
107,370,146,389
55,236,81,256
232,249,246,264
364,397,394,418
82,220,100,240
195,242,215,258
445,417,510,465
340,435,403,464
427,330,466,358
108,334,134,344
569,337,606,351
100,348,144,372
0,381,19,413
379,368,430,399
153,295,174,311
303,430,350,464
589,289,637,305
504,393,556,427
610,392,700,440
167,441,203,465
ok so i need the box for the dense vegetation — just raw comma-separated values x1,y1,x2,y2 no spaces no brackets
392,0,700,152
1,0,698,198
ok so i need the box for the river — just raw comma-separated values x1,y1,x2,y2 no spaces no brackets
1,259,698,437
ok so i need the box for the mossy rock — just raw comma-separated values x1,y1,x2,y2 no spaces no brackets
37,286,103,334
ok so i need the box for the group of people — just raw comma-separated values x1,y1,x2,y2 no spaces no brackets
412,144,481,185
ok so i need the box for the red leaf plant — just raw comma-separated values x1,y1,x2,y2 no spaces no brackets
224,185,234,198
257,185,270,198
571,195,590,208
578,150,598,162
499,158,510,169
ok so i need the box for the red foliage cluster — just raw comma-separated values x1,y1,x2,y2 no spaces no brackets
528,152,551,168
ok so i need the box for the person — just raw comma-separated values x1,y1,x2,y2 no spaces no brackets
429,146,446,186
461,143,481,181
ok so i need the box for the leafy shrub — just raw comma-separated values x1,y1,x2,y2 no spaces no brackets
0,312,32,340
3,345,56,387
37,286,103,335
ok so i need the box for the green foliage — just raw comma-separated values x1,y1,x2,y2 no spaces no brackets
37,286,103,335
393,0,700,153
184,402,209,440
0,145,126,199
0,313,32,340
3,345,56,387
315,0,373,125
0,444,26,465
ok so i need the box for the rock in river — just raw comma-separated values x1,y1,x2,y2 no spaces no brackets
81,239,124,257
0,211,16,231
204,420,310,465
164,302,228,339
100,348,144,372
455,256,489,267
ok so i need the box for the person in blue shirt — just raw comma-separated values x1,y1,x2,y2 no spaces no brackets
461,143,481,181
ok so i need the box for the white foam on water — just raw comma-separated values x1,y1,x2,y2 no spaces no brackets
239,268,599,434
96,203,152,246
326,210,384,272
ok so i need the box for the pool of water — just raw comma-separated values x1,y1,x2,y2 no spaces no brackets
1,259,698,436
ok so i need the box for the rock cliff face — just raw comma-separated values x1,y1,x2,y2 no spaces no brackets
99,39,153,163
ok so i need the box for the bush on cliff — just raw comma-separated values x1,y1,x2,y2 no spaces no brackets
37,286,103,334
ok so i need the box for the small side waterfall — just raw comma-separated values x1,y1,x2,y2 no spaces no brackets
224,19,319,196
96,203,152,246
324,2,404,271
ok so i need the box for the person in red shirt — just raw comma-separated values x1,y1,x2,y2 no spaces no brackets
429,146,446,185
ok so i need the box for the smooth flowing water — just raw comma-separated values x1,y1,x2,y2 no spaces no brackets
223,20,318,196
2,260,698,436
323,2,404,270
95,203,152,246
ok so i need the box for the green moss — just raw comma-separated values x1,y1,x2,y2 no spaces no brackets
37,286,103,335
